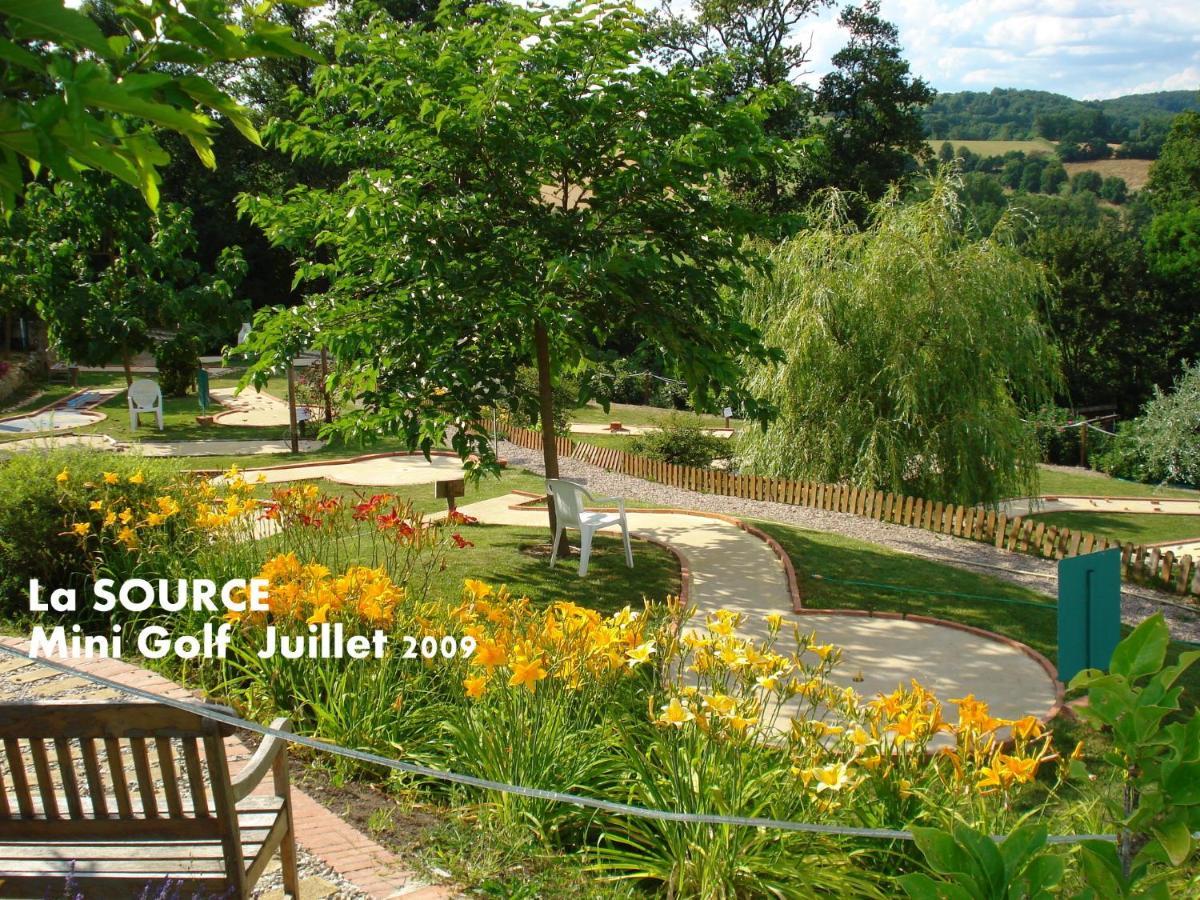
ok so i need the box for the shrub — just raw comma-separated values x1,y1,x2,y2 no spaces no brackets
0,451,204,617
629,415,729,467
1029,404,1083,465
1092,361,1200,487
154,334,201,398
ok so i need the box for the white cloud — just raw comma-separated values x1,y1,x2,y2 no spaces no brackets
795,0,1200,98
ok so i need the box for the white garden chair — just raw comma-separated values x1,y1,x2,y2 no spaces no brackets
546,479,634,577
127,378,164,430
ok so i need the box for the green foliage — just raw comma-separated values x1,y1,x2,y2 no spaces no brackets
1070,170,1104,196
810,0,934,200
1069,614,1200,892
499,367,580,436
1147,111,1200,210
736,173,1059,506
6,178,249,377
628,414,729,467
0,0,319,213
922,88,1198,152
1101,177,1129,204
1092,362,1200,488
239,0,776,471
899,822,1064,899
1144,205,1200,283
1023,222,1184,416
0,450,192,616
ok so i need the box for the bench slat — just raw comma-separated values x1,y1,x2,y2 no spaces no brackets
29,739,58,820
53,739,83,819
130,737,158,818
156,737,184,818
79,738,108,818
3,739,33,818
103,736,133,818
182,738,210,818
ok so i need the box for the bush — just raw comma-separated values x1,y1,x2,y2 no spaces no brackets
0,451,201,617
154,334,202,398
1028,404,1086,465
629,414,729,467
1092,361,1200,487
499,366,579,435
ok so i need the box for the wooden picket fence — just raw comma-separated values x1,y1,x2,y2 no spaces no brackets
504,424,1200,600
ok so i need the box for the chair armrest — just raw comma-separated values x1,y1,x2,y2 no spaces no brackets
589,496,626,515
231,717,291,802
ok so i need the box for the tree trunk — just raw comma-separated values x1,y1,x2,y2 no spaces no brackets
320,348,333,424
121,345,133,387
534,321,568,555
286,363,300,454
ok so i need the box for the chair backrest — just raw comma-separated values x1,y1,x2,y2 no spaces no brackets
0,701,236,842
546,479,589,529
128,379,161,410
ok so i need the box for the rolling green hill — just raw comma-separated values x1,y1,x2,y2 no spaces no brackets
923,88,1199,157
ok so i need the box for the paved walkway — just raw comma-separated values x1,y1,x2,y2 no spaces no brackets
0,637,454,900
451,493,1061,731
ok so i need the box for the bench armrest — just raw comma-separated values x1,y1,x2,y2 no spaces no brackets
231,717,292,803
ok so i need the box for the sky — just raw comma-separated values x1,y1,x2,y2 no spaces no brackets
778,0,1200,100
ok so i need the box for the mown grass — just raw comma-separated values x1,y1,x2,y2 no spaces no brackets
1027,511,1200,546
925,138,1057,156
569,401,736,429
1036,465,1200,500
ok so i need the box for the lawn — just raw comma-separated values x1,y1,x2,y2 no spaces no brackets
1027,511,1200,546
1035,465,1200,500
569,401,736,429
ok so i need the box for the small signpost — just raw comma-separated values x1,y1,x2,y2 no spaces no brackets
196,368,210,412
1057,547,1122,682
722,406,733,428
436,478,466,516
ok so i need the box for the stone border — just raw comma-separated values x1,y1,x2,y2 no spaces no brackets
505,491,1063,726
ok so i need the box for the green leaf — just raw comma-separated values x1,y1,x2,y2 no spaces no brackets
912,827,974,877
0,0,111,56
1109,613,1169,682
897,874,973,900
997,823,1048,873
1151,820,1193,866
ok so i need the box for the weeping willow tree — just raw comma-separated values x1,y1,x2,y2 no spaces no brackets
736,175,1060,506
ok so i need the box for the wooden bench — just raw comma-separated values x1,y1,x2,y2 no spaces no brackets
0,701,299,898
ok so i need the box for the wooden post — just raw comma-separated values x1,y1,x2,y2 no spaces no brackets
1080,422,1088,467
286,363,300,454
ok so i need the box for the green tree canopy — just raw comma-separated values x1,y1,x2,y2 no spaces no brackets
239,0,777,479
1147,109,1200,210
8,176,248,383
0,0,318,212
735,174,1059,506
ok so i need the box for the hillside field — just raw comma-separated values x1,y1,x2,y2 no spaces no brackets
926,138,1056,156
1062,158,1153,190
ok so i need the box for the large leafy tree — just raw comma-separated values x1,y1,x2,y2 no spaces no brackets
0,0,318,212
238,1,777,491
735,175,1059,506
811,1,933,200
10,176,248,383
1146,109,1200,211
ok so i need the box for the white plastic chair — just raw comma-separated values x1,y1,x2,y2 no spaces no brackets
127,379,164,430
546,479,634,577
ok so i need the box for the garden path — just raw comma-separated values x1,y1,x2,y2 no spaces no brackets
0,435,324,456
450,493,1061,733
0,636,457,900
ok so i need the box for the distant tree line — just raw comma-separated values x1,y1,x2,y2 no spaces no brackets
923,88,1199,158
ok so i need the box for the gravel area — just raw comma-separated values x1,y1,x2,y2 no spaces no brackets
502,441,1200,644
